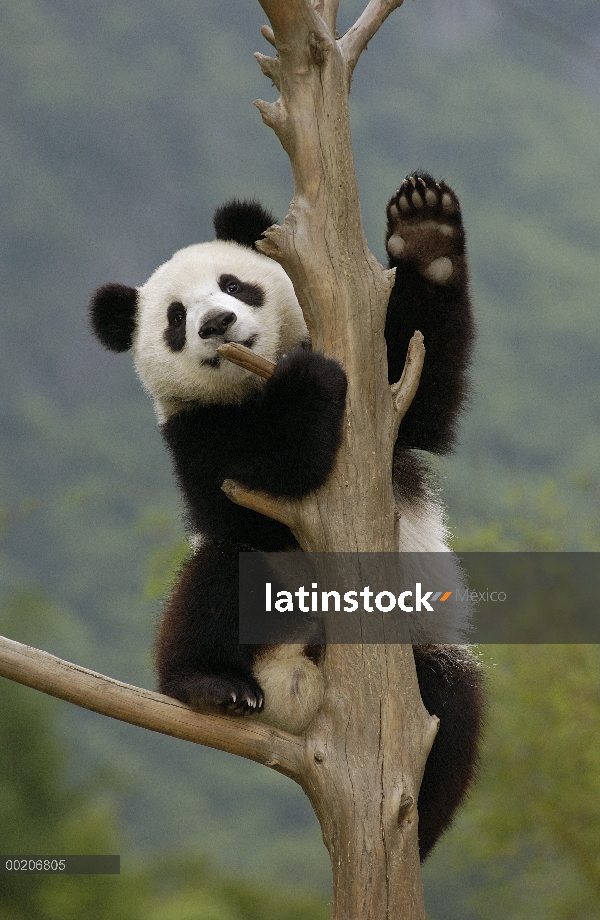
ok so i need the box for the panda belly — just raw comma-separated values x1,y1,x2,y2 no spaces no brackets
397,498,471,644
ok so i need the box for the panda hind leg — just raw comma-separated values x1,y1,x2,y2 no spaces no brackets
414,645,485,861
154,549,264,716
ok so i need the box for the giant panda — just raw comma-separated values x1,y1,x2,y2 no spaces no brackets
90,173,484,861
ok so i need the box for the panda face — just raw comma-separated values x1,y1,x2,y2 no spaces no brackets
132,240,308,417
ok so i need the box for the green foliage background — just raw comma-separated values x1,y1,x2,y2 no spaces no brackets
2,0,600,916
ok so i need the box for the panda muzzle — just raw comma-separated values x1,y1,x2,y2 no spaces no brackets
198,311,237,339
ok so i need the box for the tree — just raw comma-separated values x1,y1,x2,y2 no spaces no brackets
0,2,438,917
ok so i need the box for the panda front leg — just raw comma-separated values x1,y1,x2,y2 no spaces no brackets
385,174,475,455
154,550,264,714
231,346,347,499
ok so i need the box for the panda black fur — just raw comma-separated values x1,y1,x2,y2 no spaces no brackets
90,175,484,861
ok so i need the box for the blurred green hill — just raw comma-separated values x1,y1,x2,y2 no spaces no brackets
2,0,600,916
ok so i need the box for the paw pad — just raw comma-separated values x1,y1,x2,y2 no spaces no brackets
392,175,459,221
423,257,453,284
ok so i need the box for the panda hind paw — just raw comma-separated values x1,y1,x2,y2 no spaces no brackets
165,674,264,716
386,174,464,284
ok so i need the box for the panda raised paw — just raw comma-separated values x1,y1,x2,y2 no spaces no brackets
386,174,465,285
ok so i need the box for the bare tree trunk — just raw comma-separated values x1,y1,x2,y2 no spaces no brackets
223,2,438,916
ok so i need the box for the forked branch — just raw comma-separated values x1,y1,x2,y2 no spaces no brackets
340,0,405,77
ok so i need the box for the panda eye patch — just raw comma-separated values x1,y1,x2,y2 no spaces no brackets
164,302,187,352
167,302,186,326
218,274,265,308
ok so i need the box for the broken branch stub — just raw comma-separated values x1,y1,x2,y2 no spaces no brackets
217,342,276,379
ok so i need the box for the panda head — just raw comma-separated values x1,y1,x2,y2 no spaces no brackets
90,201,308,419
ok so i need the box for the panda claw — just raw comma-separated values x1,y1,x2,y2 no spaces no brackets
167,674,265,716
387,175,461,228
228,682,264,715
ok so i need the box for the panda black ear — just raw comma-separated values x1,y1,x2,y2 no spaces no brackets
213,199,277,251
89,283,138,353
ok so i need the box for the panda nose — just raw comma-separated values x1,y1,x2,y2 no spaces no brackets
198,310,237,339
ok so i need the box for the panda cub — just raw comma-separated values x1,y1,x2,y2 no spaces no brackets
90,174,484,861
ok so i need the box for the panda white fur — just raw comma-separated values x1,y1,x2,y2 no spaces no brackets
134,241,308,421
90,180,484,860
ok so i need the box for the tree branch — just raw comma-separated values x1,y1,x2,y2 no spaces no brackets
260,24,276,48
339,0,405,78
0,635,303,780
319,0,342,35
258,0,333,48
254,52,281,91
221,478,295,528
390,330,425,425
217,342,276,379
